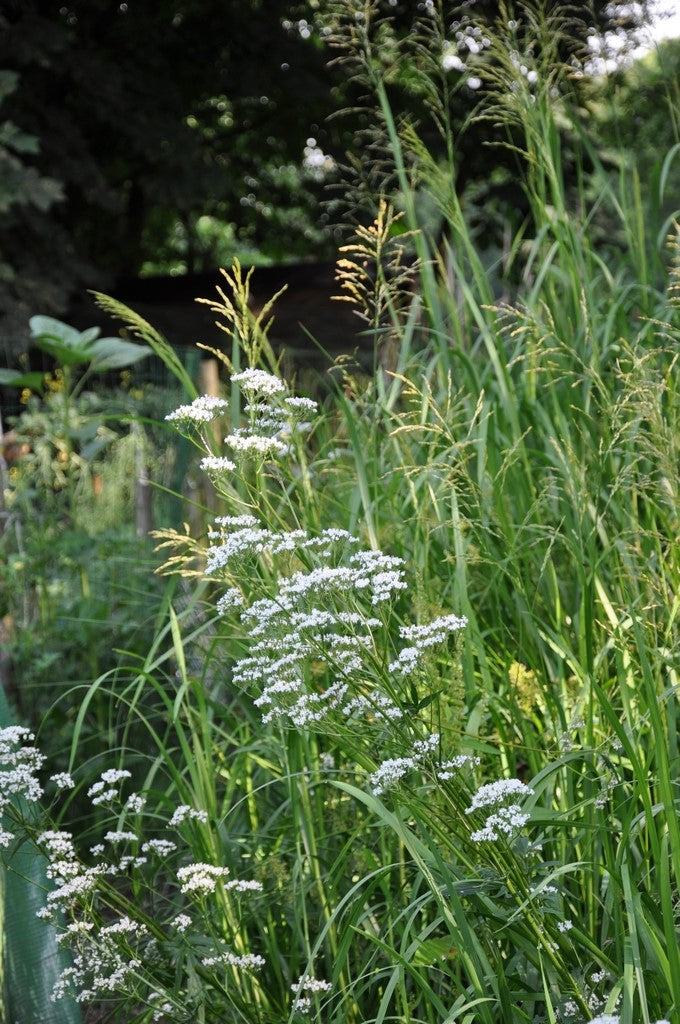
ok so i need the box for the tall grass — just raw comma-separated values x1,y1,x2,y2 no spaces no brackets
2,4,678,1024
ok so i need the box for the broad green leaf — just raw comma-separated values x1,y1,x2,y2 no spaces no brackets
29,316,92,365
29,315,82,346
87,336,151,370
77,326,101,346
0,369,44,390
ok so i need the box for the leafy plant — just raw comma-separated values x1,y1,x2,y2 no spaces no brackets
2,6,679,1024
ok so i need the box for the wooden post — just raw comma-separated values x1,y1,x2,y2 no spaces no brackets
199,356,221,444
198,356,221,516
133,422,153,536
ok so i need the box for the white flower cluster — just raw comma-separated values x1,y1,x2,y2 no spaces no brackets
50,771,75,789
369,734,441,795
42,858,107,917
278,554,407,607
200,455,236,476
436,754,481,780
210,518,412,727
588,1018,670,1024
466,778,533,811
465,778,534,843
87,768,131,806
206,525,305,572
223,431,289,458
105,830,138,844
165,395,228,425
207,522,356,575
149,994,175,1022
201,951,265,969
369,738,480,795
177,862,263,897
0,726,45,844
194,375,468,732
27,755,262,1014
164,372,316,469
215,587,246,614
222,368,315,463
389,612,468,676
39,830,79,881
142,839,177,857
50,914,146,1005
168,804,208,826
214,513,260,528
176,863,230,894
292,974,333,1013
232,368,286,397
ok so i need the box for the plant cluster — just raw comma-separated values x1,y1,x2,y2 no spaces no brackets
1,4,678,1024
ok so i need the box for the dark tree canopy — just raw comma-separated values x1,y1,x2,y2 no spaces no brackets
0,0,653,355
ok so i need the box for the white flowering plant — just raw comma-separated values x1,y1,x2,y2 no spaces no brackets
12,349,659,1024
4,5,680,1022
6,320,678,1024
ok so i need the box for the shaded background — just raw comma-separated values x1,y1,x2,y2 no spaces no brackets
1,0,676,367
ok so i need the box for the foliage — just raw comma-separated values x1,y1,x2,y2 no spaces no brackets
0,71,63,217
0,69,64,348
1,5,679,1024
0,321,183,773
0,0,658,355
584,35,680,253
0,0,346,350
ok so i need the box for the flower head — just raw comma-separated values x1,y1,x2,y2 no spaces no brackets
165,396,228,425
231,368,286,397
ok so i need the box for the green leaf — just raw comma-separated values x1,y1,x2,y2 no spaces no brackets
77,327,101,346
0,369,44,390
28,317,150,371
1,122,40,155
412,936,460,966
29,316,81,346
416,688,444,711
29,316,92,366
87,337,151,370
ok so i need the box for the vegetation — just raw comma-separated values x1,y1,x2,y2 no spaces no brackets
0,4,678,1024
0,0,658,352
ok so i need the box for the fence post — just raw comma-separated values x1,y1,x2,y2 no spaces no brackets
133,421,153,536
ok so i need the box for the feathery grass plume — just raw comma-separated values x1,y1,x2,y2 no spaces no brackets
333,198,421,376
665,221,680,307
195,258,282,375
91,291,197,398
152,522,207,578
334,199,417,327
